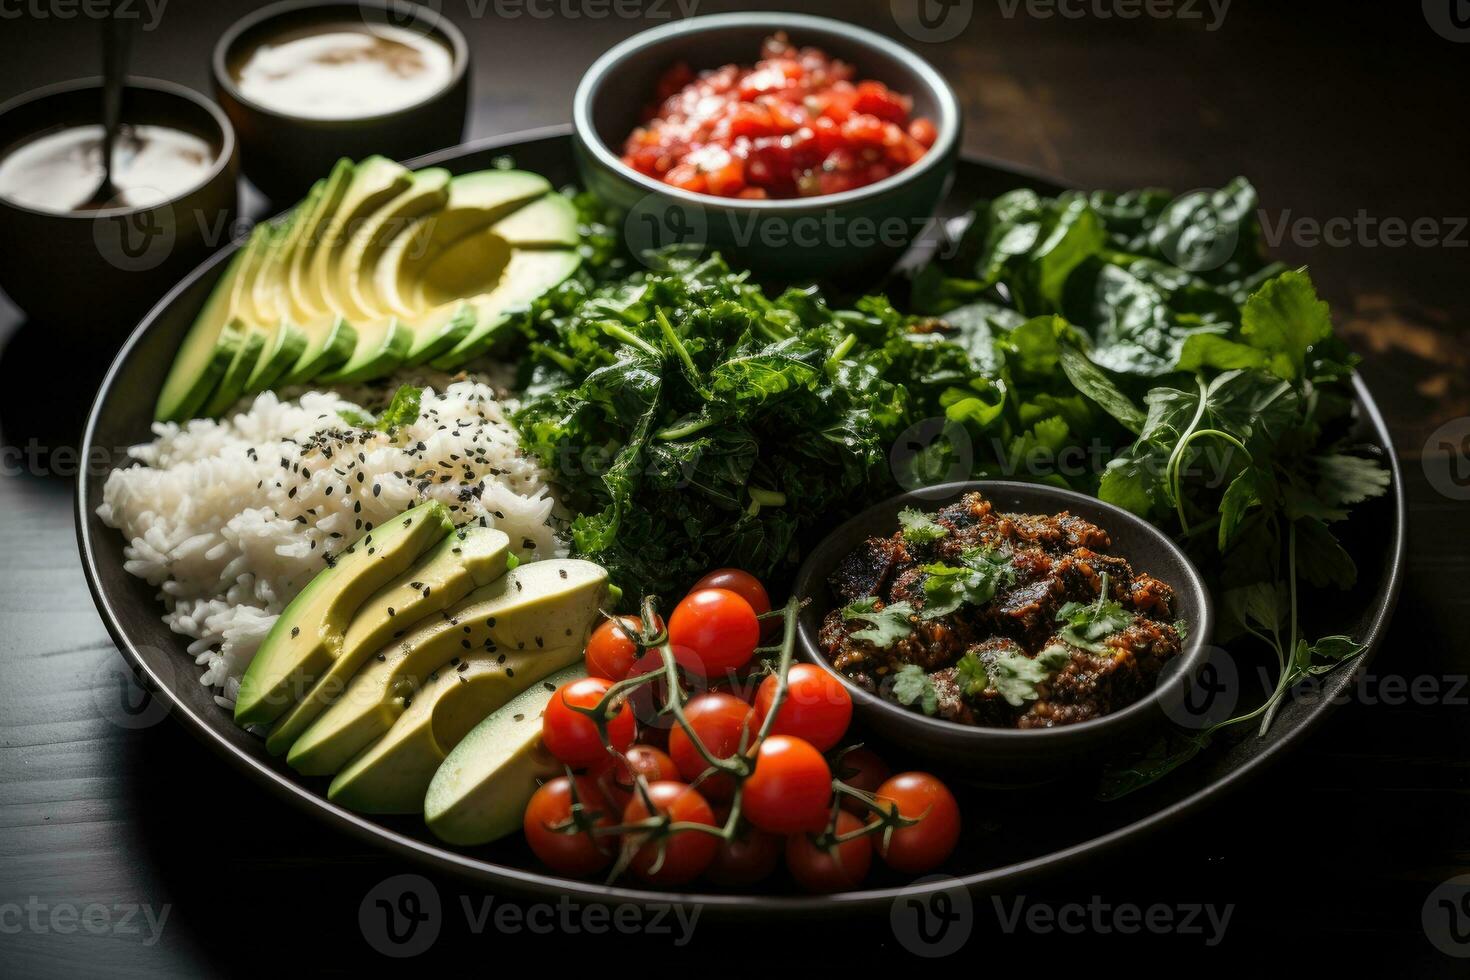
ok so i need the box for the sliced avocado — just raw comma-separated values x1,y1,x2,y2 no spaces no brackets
243,212,311,394
153,242,250,422
234,501,455,727
263,526,511,756
400,170,551,259
199,224,276,418
490,192,581,248
425,663,585,844
374,174,575,365
304,157,411,382
283,159,359,384
326,643,583,814
287,559,607,776
318,168,451,383
429,249,582,368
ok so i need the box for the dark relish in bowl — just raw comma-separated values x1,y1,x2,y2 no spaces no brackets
620,33,937,199
819,492,1185,729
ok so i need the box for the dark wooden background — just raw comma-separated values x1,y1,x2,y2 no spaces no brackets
1,0,1466,973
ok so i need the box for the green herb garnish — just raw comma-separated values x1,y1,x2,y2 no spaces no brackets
1054,574,1134,653
958,645,1073,707
892,664,938,716
898,507,948,545
921,547,1013,619
842,597,916,648
337,385,424,433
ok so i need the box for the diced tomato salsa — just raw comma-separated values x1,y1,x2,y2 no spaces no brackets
620,33,938,200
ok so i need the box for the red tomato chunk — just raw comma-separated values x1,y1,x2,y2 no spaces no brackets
621,33,938,200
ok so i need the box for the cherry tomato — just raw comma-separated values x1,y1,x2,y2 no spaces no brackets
522,776,615,877
584,615,663,681
589,744,677,810
873,772,961,874
693,568,777,642
542,677,635,768
704,820,782,886
832,746,890,815
668,588,759,677
785,810,872,893
752,664,852,751
741,735,832,835
667,693,754,801
621,781,719,886
691,568,771,617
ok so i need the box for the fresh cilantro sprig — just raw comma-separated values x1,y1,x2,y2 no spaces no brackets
955,645,1073,707
1055,574,1134,653
842,597,916,648
898,507,949,545
892,664,938,715
921,547,1013,619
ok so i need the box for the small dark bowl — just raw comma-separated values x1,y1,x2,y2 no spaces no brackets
793,481,1214,783
572,12,961,283
213,0,469,203
0,77,238,329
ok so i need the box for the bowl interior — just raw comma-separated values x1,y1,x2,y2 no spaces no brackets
216,0,468,121
792,480,1214,744
580,13,955,179
0,79,231,215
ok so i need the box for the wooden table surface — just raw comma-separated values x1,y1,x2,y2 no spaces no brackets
1,1,1465,973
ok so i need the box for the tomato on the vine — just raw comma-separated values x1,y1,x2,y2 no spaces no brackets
522,775,615,877
832,746,889,814
668,588,759,677
752,663,852,751
667,692,753,801
542,677,635,768
625,647,708,732
589,744,677,809
704,822,782,886
621,781,720,886
691,568,774,640
741,735,832,835
873,772,961,874
691,569,770,617
785,810,872,893
585,615,662,681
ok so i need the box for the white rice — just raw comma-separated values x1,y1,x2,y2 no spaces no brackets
97,375,564,708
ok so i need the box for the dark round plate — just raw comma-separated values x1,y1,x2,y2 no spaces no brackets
75,125,1406,913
